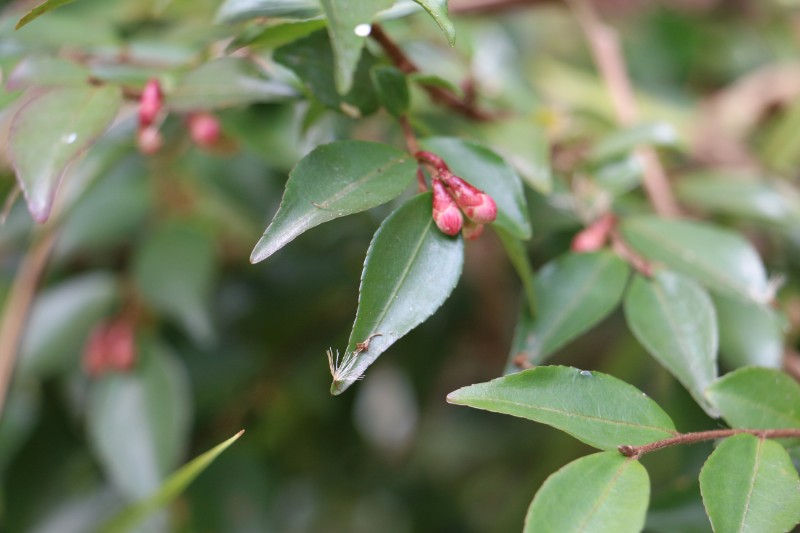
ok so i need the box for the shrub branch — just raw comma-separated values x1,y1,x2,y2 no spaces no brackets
618,428,800,459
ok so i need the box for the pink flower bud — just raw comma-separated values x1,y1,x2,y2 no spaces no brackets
571,213,615,253
83,319,136,377
432,179,463,236
440,172,497,224
137,126,163,155
188,112,221,148
415,151,448,172
139,79,162,129
462,218,485,240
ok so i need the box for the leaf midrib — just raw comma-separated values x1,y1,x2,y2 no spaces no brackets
576,459,630,532
738,438,764,533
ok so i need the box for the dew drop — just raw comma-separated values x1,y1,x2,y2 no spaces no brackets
579,370,592,377
354,23,371,37
62,133,77,144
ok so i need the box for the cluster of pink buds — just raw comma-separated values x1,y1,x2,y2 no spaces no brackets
416,151,497,240
82,318,137,377
571,213,616,252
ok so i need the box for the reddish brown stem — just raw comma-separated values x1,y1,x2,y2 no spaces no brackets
415,150,448,171
609,229,652,277
619,428,800,459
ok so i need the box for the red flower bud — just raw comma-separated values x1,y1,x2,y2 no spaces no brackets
137,126,163,155
440,172,497,224
432,179,463,236
139,79,162,129
462,218,485,240
571,213,615,253
83,319,136,377
188,112,221,148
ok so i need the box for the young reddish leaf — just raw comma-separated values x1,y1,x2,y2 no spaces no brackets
330,193,464,395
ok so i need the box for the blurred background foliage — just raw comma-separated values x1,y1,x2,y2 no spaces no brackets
1,0,800,531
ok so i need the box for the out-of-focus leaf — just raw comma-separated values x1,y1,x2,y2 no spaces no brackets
713,293,783,369
624,271,719,416
413,0,455,45
447,366,677,450
588,122,681,164
250,140,415,263
19,272,119,378
524,452,649,533
6,56,88,90
8,85,122,222
319,0,394,93
167,58,297,111
331,193,464,395
99,430,244,533
15,0,78,29
593,154,643,196
133,222,216,342
495,226,536,314
479,117,552,194
620,216,769,302
370,66,409,118
420,137,531,239
274,29,379,116
87,340,192,501
705,367,800,430
509,252,629,368
215,0,321,23
0,384,39,474
228,19,326,52
700,434,800,533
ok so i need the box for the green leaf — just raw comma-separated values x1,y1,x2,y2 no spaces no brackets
319,0,394,93
620,216,769,302
713,293,783,369
98,430,244,533
133,222,216,342
370,66,410,118
9,85,122,222
251,140,416,263
166,58,297,111
495,226,536,315
524,452,650,533
413,0,455,45
215,0,321,23
228,19,327,52
447,366,677,450
705,367,800,431
510,252,629,367
331,193,464,395
87,340,192,501
699,434,800,533
420,137,532,239
624,271,719,417
15,0,78,29
6,55,89,90
480,118,552,194
588,122,681,164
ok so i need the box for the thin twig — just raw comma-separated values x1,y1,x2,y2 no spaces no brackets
618,428,800,459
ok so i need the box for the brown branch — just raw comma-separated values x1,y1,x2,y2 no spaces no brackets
369,24,495,121
619,428,800,459
567,0,681,218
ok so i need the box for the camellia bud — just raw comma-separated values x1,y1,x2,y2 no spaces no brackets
139,79,162,129
440,172,497,224
137,125,163,155
187,112,221,148
571,213,615,253
462,218,485,240
432,178,463,236
83,318,136,377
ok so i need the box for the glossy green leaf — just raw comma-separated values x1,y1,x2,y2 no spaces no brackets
713,293,783,369
99,430,244,533
15,0,77,29
87,341,192,501
167,58,297,111
134,222,216,342
370,66,410,118
447,366,677,450
320,0,394,93
6,55,88,90
251,141,415,263
624,271,719,416
9,85,122,222
413,0,455,45
524,452,649,533
331,193,464,395
705,367,800,430
700,434,800,533
620,216,769,302
420,137,532,239
510,252,629,367
215,0,321,23
588,122,681,164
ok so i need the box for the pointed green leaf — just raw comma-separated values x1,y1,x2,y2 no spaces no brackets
510,252,629,367
99,431,244,533
588,122,681,164
413,0,455,45
251,141,415,263
525,452,649,533
447,366,677,450
620,216,769,302
87,341,192,502
331,193,464,395
624,271,719,416
700,434,800,533
370,66,410,118
215,0,321,23
705,367,800,431
9,85,122,222
713,293,783,369
420,137,531,239
15,0,78,29
320,0,394,93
